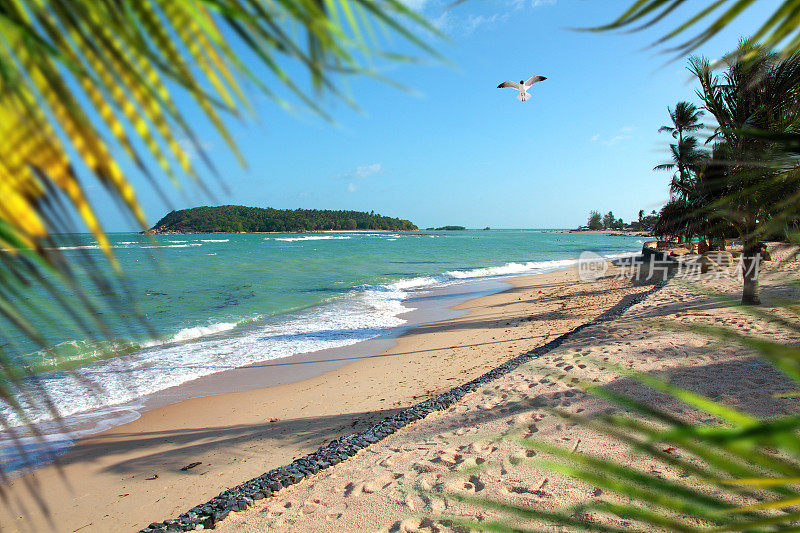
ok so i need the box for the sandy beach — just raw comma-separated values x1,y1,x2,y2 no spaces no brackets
210,245,800,532
0,263,652,532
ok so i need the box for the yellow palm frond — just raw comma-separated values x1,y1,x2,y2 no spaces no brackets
0,0,437,485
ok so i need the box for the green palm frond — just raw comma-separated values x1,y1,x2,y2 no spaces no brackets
590,0,800,61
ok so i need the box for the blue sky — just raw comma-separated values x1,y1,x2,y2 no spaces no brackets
89,0,776,231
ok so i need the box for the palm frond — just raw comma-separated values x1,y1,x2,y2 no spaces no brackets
0,0,438,485
588,0,800,61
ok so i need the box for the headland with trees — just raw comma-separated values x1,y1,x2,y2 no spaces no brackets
146,206,418,234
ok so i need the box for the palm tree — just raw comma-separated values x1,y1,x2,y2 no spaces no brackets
0,0,436,482
658,102,705,142
654,102,707,243
653,198,694,241
690,42,800,304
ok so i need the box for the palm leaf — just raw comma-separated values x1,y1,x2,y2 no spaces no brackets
589,1,800,61
0,0,439,486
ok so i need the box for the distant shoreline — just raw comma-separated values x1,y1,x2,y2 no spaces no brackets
142,228,653,236
142,229,424,235
522,229,653,237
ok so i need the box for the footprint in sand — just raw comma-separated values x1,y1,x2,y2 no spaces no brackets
431,448,463,467
459,457,486,469
343,481,364,497
525,424,539,437
362,472,404,494
503,485,552,498
300,502,320,515
446,474,485,493
379,455,397,468
403,494,421,511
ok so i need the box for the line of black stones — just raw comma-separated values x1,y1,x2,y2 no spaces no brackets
141,280,666,532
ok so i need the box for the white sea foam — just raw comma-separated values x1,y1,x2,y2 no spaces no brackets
0,251,635,430
201,239,229,243
0,281,412,427
445,259,577,279
168,240,187,243
140,321,238,348
50,245,100,250
140,243,203,249
273,236,352,242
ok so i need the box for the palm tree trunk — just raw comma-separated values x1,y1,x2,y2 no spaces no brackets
741,229,761,305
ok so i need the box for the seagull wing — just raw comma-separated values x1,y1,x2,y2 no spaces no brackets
497,80,521,90
524,76,547,88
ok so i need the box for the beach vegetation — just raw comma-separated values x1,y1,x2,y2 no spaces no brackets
650,43,800,304
588,211,603,230
149,206,418,233
602,211,617,230
582,209,657,231
654,101,706,200
689,44,800,304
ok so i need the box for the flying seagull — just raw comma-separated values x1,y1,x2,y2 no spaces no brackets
497,75,547,101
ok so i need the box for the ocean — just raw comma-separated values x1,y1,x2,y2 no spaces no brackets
1,229,643,472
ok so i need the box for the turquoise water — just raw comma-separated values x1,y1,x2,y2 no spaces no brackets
3,230,643,430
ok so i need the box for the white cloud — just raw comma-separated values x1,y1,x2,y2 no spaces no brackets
334,162,384,180
511,0,556,10
433,0,552,34
591,127,634,147
465,13,508,33
335,163,384,192
435,11,508,34
603,135,629,146
353,163,383,178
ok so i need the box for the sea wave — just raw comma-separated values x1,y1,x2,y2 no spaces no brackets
273,236,352,242
0,251,633,430
140,243,203,249
49,245,100,250
201,239,230,243
0,283,412,427
140,321,238,348
445,259,577,279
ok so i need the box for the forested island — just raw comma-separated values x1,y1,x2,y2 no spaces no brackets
146,206,418,234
